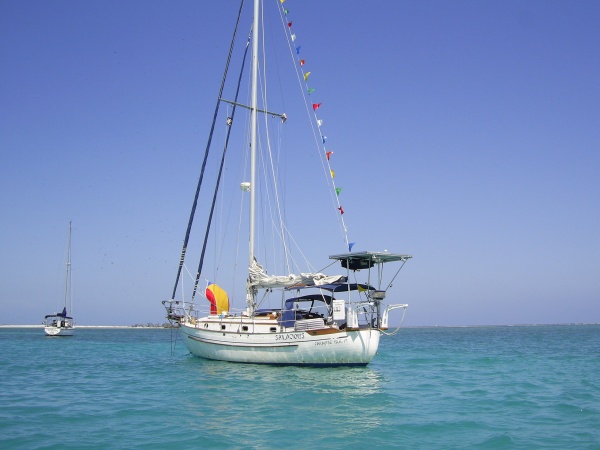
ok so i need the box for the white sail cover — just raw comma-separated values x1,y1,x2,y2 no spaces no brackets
249,259,343,289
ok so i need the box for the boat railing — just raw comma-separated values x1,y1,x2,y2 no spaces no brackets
162,300,189,324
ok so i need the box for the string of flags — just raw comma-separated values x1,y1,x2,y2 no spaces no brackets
280,0,353,252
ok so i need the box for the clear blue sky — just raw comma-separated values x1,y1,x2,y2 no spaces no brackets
1,0,599,326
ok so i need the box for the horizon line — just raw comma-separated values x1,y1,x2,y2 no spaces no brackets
2,322,598,329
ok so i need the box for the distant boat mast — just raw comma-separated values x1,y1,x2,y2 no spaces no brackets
64,221,72,316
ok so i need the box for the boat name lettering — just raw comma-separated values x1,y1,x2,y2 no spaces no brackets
315,338,347,346
275,333,305,341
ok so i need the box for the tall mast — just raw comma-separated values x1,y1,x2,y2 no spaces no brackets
247,0,259,312
64,221,72,315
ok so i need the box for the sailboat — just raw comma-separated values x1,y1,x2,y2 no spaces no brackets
44,222,75,336
162,0,412,366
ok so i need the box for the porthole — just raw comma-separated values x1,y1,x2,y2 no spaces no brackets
242,326,248,332
221,325,226,330
270,327,276,332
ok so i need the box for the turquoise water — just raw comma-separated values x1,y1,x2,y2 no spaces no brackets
1,325,598,449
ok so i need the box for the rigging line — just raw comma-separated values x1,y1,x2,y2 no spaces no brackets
275,119,292,269
277,6,344,216
231,80,254,304
385,260,408,292
65,221,72,316
231,143,248,303
276,221,319,274
257,131,309,278
211,105,237,294
191,27,253,303
170,0,246,301
253,73,290,277
182,264,209,305
257,129,286,278
258,2,293,274
263,4,299,273
256,165,290,274
350,270,369,302
277,2,349,247
257,140,277,272
65,234,70,312
316,259,339,274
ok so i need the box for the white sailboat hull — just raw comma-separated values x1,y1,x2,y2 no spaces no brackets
178,321,380,366
44,325,74,337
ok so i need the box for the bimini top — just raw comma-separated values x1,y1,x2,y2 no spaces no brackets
286,282,376,293
45,307,72,320
329,251,412,270
44,314,73,320
329,251,412,263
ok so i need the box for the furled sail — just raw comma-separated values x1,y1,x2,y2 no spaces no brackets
248,259,343,289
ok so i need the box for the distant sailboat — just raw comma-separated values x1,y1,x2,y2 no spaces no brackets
163,0,412,365
44,222,75,336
